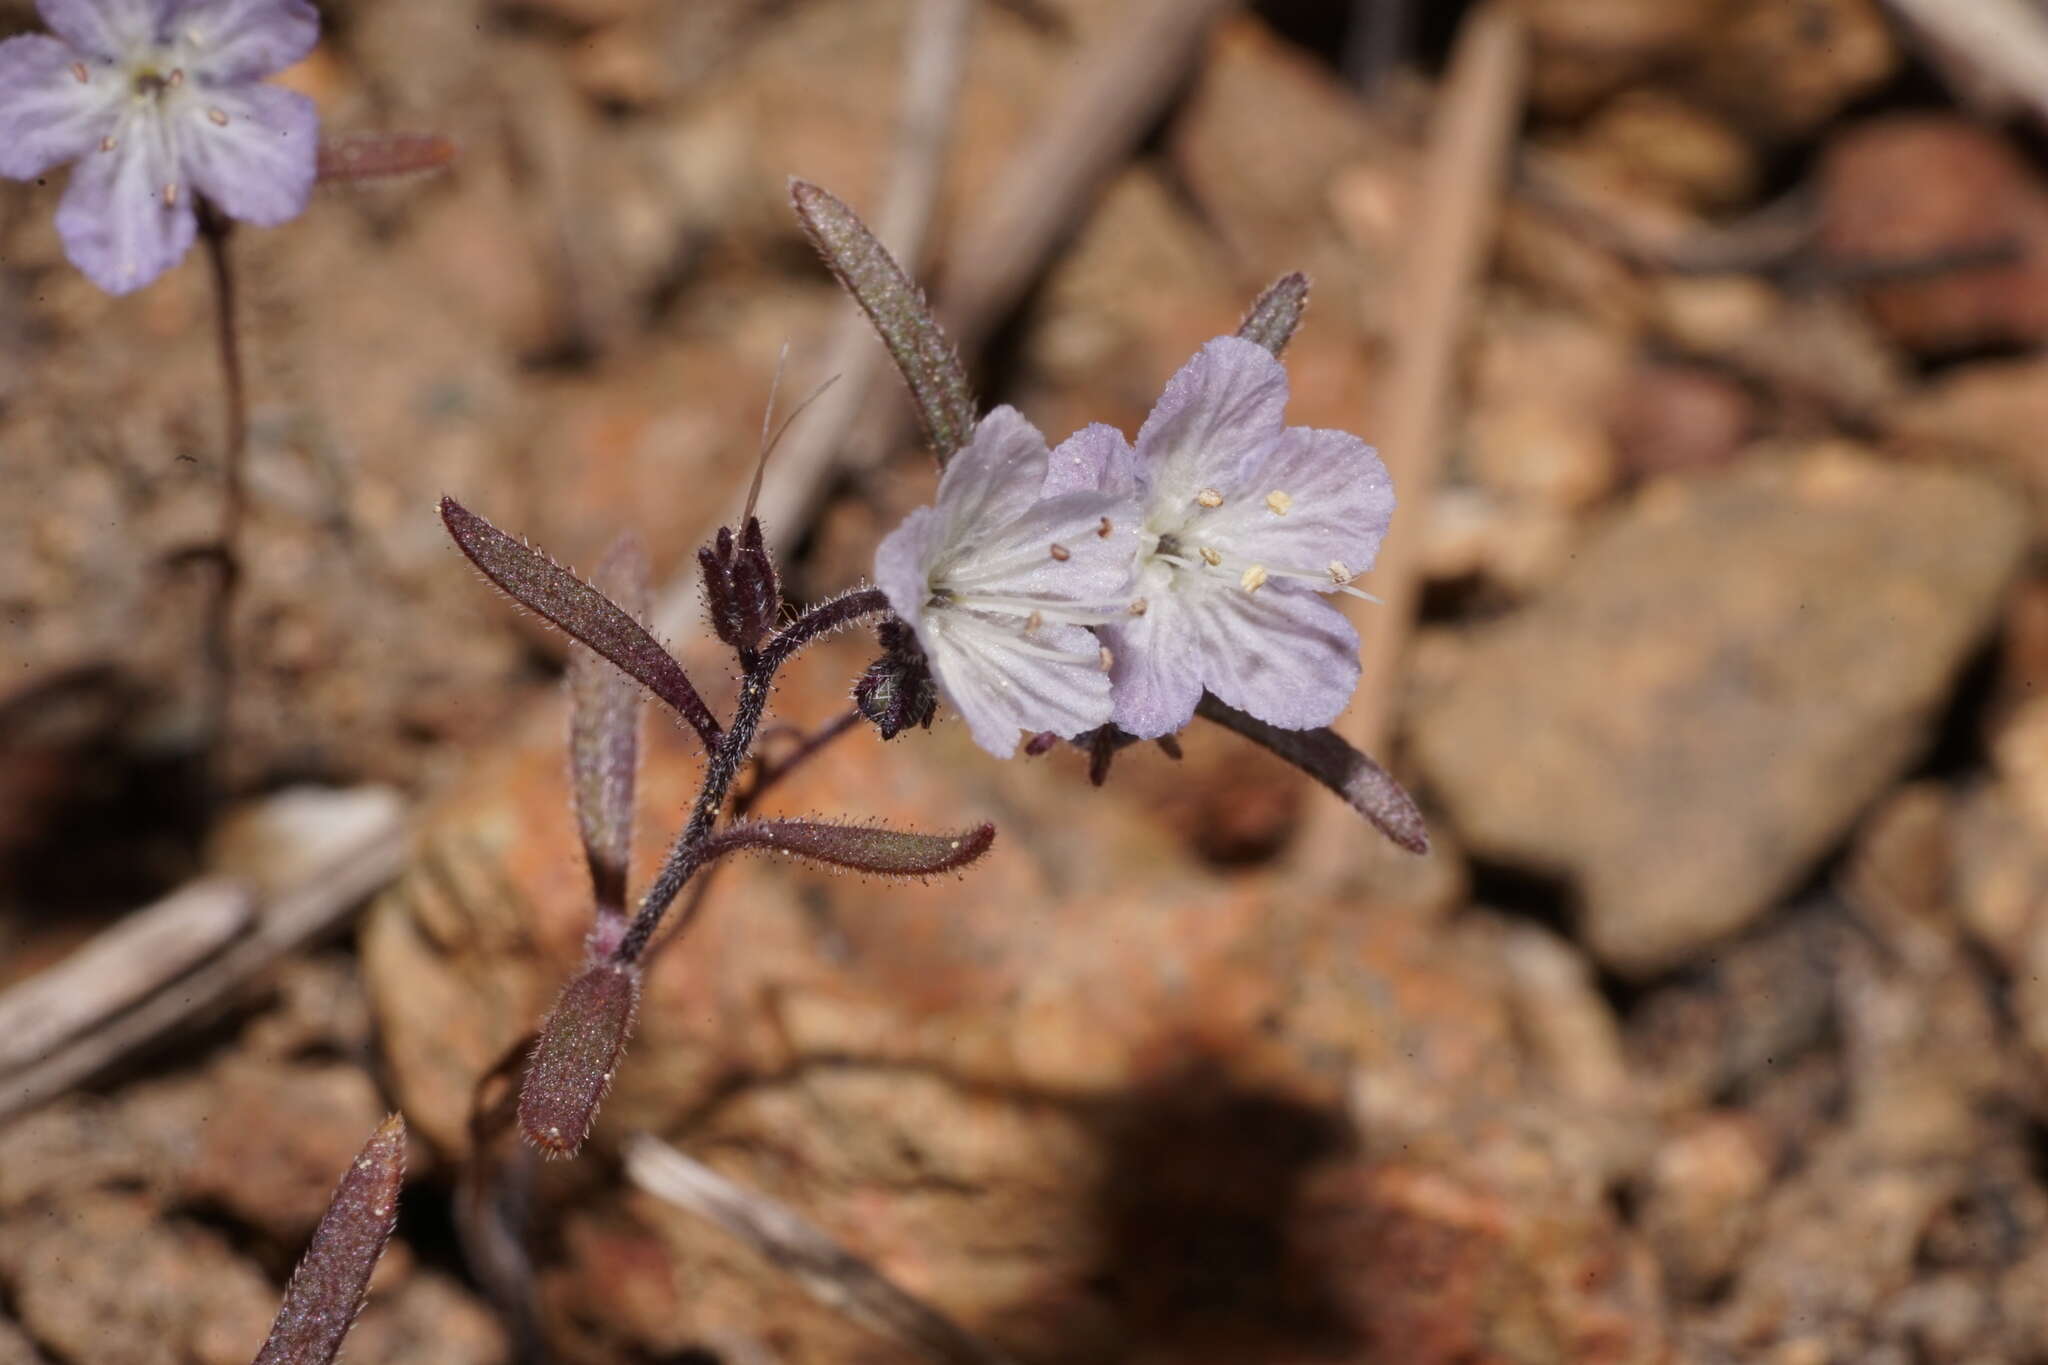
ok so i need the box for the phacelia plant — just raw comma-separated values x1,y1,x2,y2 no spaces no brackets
442,180,1428,1161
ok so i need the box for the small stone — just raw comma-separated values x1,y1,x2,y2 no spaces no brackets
1820,115,2048,353
1639,1112,1774,1294
1412,447,2028,974
1611,364,1754,478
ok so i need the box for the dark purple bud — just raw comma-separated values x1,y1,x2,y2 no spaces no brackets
317,132,457,184
701,819,995,878
853,619,938,740
441,497,722,753
251,1114,407,1365
699,516,782,658
1194,694,1429,855
571,536,647,918
789,179,979,464
1236,272,1310,358
519,962,641,1158
1087,726,1118,786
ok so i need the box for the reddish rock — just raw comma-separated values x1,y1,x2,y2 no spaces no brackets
1611,364,1755,478
1411,447,2028,975
1821,117,2048,353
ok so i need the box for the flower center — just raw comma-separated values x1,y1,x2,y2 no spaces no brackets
131,66,183,97
1143,489,1378,602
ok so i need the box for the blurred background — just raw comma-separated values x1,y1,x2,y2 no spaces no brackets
6,0,2048,1361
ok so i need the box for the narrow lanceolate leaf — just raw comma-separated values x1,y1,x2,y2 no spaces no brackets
1195,694,1429,855
571,535,649,917
520,962,641,1158
789,179,979,463
441,497,721,752
252,1114,407,1365
700,819,996,878
317,132,458,184
1236,273,1310,358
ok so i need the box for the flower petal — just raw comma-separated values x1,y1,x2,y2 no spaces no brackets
926,610,1110,756
1201,425,1394,580
166,0,317,82
37,0,167,59
54,109,195,293
1189,580,1360,732
874,504,942,630
936,488,1138,609
1042,421,1137,498
0,34,123,179
1132,335,1288,512
933,405,1052,548
1100,562,1205,739
178,80,314,225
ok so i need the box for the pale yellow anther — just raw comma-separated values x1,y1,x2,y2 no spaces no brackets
1327,560,1353,585
1196,487,1224,508
207,107,229,126
1198,546,1222,567
1240,564,1269,593
1098,645,1115,672
1265,490,1293,515
1048,542,1071,562
1128,598,1148,616
69,62,88,84
1025,610,1044,633
161,182,178,207
98,134,116,152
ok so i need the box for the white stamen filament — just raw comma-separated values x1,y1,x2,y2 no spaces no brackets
945,592,1123,625
1151,540,1380,602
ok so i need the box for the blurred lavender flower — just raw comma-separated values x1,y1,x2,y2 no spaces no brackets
875,405,1139,757
1049,336,1394,737
0,0,319,293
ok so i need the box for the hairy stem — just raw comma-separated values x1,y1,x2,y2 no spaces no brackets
198,202,246,763
617,588,889,962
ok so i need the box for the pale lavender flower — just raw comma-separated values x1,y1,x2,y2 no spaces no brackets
875,406,1140,757
0,0,319,294
1048,336,1394,738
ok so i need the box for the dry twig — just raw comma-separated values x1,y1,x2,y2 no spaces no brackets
654,0,1241,637
652,0,975,638
1300,1,1525,878
625,1134,1016,1365
0,788,406,1125
0,879,253,1076
1881,0,2048,128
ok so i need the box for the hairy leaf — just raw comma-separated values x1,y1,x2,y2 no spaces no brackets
571,535,648,916
702,819,996,878
520,962,641,1158
251,1114,406,1365
441,497,720,751
1195,694,1428,855
790,179,978,463
1236,272,1310,358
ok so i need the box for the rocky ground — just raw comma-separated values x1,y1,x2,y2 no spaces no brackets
7,0,2048,1362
